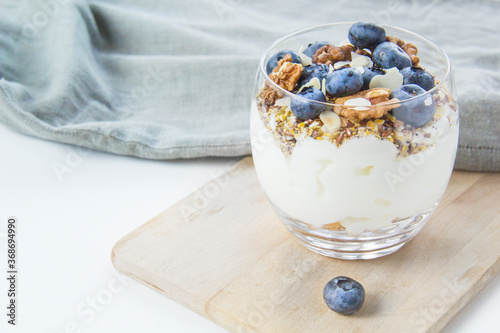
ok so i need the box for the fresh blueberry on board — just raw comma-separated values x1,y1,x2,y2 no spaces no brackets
303,41,329,57
266,50,302,75
298,64,329,87
391,84,437,128
373,42,412,70
323,276,365,315
325,67,363,97
290,87,327,120
348,22,386,49
400,67,435,91
361,67,385,90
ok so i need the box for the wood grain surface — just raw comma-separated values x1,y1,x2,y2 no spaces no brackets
112,157,500,333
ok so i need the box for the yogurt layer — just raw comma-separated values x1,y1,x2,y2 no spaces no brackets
251,102,458,234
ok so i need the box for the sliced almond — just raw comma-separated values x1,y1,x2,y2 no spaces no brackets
299,53,313,67
349,52,373,68
369,67,403,92
333,61,350,69
320,111,341,132
343,97,372,107
275,97,291,107
297,77,321,93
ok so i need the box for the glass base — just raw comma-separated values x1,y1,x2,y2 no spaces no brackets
271,203,436,260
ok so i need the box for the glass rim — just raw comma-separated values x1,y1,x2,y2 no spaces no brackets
259,22,452,108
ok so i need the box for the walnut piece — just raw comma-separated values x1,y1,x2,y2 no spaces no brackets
268,54,303,91
312,44,355,65
386,36,420,66
334,88,400,120
403,43,420,66
386,35,405,48
260,85,282,106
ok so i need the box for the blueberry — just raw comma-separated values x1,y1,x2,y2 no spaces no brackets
391,84,436,127
400,67,435,91
290,87,326,120
361,67,385,90
298,64,329,87
303,41,329,57
348,22,386,49
325,67,363,97
323,276,365,315
373,42,412,70
266,50,302,75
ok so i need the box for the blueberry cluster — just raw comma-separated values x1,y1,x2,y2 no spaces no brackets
266,22,438,128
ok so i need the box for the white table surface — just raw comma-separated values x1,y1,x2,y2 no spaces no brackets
1,122,499,333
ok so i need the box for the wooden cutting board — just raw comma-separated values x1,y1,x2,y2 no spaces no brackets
112,157,500,333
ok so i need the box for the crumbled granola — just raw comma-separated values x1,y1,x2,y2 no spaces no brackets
333,88,400,120
257,85,456,160
433,88,451,107
269,54,303,91
312,44,356,66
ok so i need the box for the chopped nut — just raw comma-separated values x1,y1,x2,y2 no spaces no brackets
329,132,341,140
344,97,371,108
384,117,394,127
275,96,291,107
403,43,420,66
350,52,373,68
387,35,420,67
340,116,350,128
369,67,403,91
394,119,405,129
336,132,345,144
260,85,282,106
386,35,405,48
297,77,321,92
334,88,400,120
319,111,341,132
364,88,393,105
269,54,303,91
312,44,355,65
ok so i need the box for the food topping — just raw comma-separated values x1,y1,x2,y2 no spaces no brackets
312,44,356,66
269,54,303,91
258,22,455,157
334,88,400,120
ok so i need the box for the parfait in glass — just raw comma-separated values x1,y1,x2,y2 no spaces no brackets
250,22,459,259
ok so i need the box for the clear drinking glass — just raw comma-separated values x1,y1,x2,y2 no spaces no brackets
250,23,459,259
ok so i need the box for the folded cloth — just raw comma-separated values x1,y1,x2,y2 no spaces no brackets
0,0,499,171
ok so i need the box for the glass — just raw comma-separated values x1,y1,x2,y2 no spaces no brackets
250,23,459,259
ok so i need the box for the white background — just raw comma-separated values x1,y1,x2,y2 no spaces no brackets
1,123,499,333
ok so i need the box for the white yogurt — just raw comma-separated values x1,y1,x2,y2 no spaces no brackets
250,102,458,234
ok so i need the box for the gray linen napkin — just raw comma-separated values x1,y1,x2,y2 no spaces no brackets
0,0,499,171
